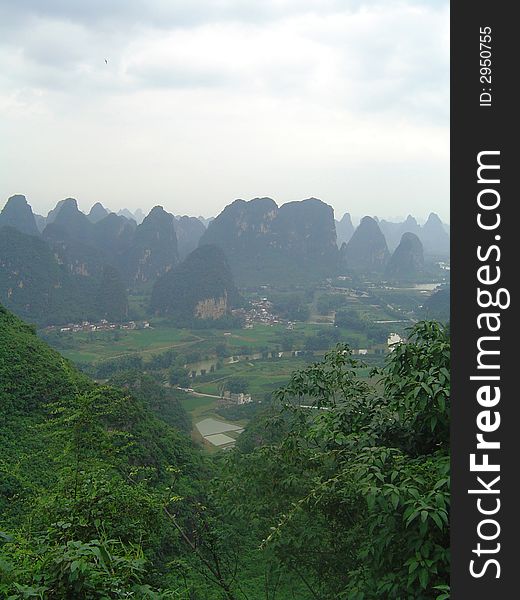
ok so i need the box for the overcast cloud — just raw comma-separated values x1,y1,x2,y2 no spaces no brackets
0,0,449,221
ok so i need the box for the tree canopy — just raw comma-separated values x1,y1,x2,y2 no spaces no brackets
1,303,450,599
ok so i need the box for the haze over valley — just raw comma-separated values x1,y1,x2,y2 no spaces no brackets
0,189,451,596
0,1,450,595
0,193,449,326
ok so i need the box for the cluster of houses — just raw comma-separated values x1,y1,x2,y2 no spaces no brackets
44,319,151,334
233,298,290,328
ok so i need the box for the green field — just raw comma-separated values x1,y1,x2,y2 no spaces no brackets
192,356,311,398
40,282,435,368
42,320,390,374
55,325,200,363
47,321,352,365
39,311,394,454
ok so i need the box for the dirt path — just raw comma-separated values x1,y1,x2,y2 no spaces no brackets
103,334,206,360
190,391,221,399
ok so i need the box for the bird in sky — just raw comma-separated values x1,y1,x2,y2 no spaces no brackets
105,58,108,64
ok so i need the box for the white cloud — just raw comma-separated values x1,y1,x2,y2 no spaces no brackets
0,0,449,221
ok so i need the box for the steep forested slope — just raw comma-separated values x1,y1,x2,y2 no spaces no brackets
151,244,241,322
0,304,199,596
199,197,338,284
0,226,128,325
0,195,40,237
0,302,450,599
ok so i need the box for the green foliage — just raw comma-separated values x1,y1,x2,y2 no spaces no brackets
218,321,450,599
150,244,242,321
225,377,249,394
0,226,129,326
0,533,165,599
87,354,144,379
214,343,228,358
303,327,340,351
109,371,192,434
270,293,310,322
316,293,350,314
0,304,197,594
168,365,190,389
381,321,450,454
147,349,179,371
1,299,450,599
215,401,264,423
335,308,388,343
0,305,87,415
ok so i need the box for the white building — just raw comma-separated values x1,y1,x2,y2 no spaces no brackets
387,333,403,350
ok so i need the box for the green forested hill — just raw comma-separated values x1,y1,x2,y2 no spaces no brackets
0,226,67,324
108,371,192,434
341,215,390,273
0,304,199,596
386,232,425,280
198,197,339,285
0,195,40,238
0,302,450,599
421,286,450,323
0,226,128,325
151,244,242,322
123,206,179,285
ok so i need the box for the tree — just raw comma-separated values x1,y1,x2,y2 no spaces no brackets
226,377,249,394
215,343,228,359
217,322,450,599
272,293,310,322
169,365,190,388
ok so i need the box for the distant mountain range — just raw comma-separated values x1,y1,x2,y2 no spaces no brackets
378,213,450,255
0,194,40,237
337,212,449,256
0,193,449,324
341,216,390,273
199,197,338,285
0,226,128,325
335,212,355,246
0,195,207,324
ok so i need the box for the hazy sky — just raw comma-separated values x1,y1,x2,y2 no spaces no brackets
0,0,449,222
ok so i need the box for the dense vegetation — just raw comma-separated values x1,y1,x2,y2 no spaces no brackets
1,195,449,331
421,287,450,323
151,245,242,321
1,299,450,598
0,305,200,597
224,321,450,599
335,308,389,343
108,371,192,434
0,227,128,326
198,198,340,286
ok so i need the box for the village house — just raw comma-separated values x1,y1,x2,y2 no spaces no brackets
387,333,403,350
219,390,253,407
